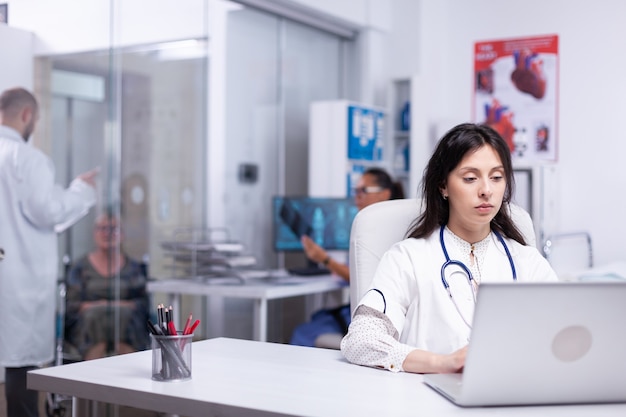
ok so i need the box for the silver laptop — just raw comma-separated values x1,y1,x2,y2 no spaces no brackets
424,281,626,407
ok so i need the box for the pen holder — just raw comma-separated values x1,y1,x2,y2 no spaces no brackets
151,332,193,382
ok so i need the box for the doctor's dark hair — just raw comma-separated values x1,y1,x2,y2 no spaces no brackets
407,123,526,245
364,167,405,200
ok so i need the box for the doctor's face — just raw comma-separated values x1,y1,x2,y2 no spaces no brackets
441,144,506,237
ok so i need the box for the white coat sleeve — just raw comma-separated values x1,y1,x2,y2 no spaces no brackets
17,148,95,230
341,243,420,372
341,305,415,372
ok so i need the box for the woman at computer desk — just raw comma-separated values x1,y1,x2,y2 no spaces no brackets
290,167,405,347
341,123,557,373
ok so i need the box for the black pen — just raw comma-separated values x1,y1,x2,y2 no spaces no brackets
157,304,164,328
161,304,170,334
147,320,164,336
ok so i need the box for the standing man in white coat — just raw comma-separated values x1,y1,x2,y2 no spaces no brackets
0,87,98,417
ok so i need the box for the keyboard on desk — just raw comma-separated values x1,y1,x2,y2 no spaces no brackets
287,266,330,276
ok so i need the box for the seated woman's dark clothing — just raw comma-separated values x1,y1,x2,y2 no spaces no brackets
64,255,150,358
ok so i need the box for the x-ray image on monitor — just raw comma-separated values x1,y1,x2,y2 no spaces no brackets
273,196,358,252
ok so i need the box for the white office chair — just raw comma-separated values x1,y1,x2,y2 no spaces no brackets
348,198,537,315
542,231,593,280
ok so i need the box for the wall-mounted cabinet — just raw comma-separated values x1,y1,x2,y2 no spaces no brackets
389,79,412,195
309,85,428,201
388,75,427,198
309,100,387,198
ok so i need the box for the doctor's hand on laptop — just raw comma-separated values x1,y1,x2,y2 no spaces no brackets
402,345,467,374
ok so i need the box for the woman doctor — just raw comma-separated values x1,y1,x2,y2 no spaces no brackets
340,123,557,374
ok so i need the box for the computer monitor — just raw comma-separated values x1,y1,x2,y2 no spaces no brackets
272,196,359,252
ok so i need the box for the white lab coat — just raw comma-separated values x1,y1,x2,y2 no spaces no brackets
354,228,558,356
0,125,95,367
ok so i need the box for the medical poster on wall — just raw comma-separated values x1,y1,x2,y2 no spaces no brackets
346,105,385,161
473,34,559,163
346,163,366,198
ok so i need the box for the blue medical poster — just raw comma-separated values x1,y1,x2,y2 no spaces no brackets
347,105,385,161
347,164,366,198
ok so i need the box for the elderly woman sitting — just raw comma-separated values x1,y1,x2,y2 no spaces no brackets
65,213,150,360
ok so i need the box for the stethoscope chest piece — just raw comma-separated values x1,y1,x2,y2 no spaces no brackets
438,225,516,328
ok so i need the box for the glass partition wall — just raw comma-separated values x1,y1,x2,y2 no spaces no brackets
42,42,209,272
32,0,357,370
33,2,210,390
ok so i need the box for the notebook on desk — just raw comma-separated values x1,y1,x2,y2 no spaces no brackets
423,281,626,407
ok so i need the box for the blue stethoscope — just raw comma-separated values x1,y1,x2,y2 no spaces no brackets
439,224,516,328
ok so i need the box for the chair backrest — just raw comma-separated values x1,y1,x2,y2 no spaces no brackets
348,198,537,315
542,231,593,279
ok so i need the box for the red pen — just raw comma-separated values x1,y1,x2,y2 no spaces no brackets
186,319,200,335
181,319,199,350
168,320,177,336
182,313,193,335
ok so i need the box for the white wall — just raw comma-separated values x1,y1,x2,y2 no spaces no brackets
388,0,421,80
0,24,34,91
6,0,206,54
289,0,392,31
400,0,626,266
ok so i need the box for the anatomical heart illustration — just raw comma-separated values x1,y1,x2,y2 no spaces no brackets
511,49,546,99
473,35,558,163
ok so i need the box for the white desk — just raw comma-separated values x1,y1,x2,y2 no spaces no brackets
28,337,626,417
147,274,347,342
